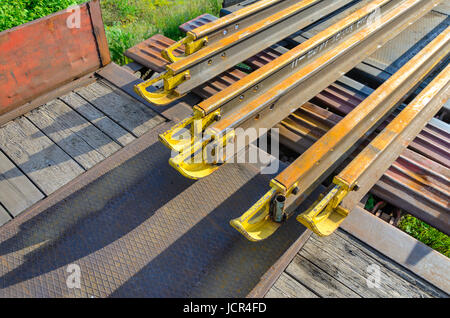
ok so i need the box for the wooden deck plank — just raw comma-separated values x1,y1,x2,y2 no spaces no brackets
75,81,165,137
60,92,136,147
0,151,44,217
0,117,84,195
302,233,432,298
285,254,361,298
265,273,318,298
336,227,448,297
25,99,121,170
0,204,12,227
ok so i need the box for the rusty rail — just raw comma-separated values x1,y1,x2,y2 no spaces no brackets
231,25,449,241
134,0,355,104
299,64,449,236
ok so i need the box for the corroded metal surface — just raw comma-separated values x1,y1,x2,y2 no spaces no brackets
0,1,108,115
301,64,450,237
134,0,355,105
169,0,352,95
279,92,450,234
124,34,185,73
126,12,448,231
276,28,449,190
231,26,448,241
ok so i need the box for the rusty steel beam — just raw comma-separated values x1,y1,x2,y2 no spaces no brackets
133,22,448,232
230,25,448,241
167,0,442,181
125,34,185,73
135,0,354,104
299,64,449,237
278,101,450,234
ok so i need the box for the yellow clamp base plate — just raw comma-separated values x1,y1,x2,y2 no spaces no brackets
169,129,234,180
230,188,281,242
134,71,189,105
296,183,350,237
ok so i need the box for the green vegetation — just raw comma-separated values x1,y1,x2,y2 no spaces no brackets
398,215,449,257
0,0,222,65
0,0,85,31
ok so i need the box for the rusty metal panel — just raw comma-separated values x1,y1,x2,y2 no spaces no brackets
123,33,251,99
244,47,284,70
88,0,111,67
124,34,185,73
367,11,449,75
194,67,247,99
0,2,103,116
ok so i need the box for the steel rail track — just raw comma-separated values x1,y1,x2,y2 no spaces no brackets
278,91,450,235
165,0,442,181
134,0,354,104
231,26,449,241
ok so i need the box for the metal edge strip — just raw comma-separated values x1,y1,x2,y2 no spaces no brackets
340,205,450,294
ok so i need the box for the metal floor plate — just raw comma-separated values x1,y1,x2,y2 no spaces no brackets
0,123,316,298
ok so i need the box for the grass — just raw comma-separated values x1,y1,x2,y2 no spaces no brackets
398,215,450,257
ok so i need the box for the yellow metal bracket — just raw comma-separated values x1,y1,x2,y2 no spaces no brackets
161,32,208,63
296,178,353,237
169,129,235,180
134,70,189,105
230,180,299,242
159,110,221,153
230,188,279,242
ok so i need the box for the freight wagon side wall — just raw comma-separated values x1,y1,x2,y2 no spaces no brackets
0,0,110,118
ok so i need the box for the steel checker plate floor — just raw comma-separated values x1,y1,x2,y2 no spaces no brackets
0,124,315,298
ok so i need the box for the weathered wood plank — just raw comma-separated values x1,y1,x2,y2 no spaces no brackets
60,92,136,147
285,254,361,298
0,151,44,217
265,273,318,298
0,204,11,227
75,81,165,137
336,226,448,297
248,229,312,298
303,233,432,298
0,117,84,195
26,99,121,170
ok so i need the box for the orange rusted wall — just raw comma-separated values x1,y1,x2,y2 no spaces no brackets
0,1,106,115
